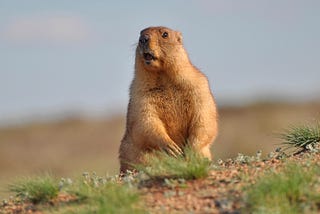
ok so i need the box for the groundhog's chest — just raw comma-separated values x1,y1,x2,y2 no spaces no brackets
146,85,195,141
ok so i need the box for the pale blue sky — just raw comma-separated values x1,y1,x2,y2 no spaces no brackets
1,0,319,124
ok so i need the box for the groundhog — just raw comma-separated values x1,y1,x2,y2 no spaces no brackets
119,26,218,173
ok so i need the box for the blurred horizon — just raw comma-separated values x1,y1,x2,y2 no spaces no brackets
1,0,320,126
1,99,319,128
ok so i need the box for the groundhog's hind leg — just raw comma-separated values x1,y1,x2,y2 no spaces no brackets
200,145,212,160
119,139,143,174
187,117,218,160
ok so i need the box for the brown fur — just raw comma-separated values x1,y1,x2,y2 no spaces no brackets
119,26,218,173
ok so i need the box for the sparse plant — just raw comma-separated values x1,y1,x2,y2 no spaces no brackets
163,178,187,189
235,150,263,164
279,122,320,155
267,147,288,160
136,146,211,180
64,172,144,214
9,174,59,204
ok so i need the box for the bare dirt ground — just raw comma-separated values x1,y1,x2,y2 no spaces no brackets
0,101,319,213
139,154,304,214
140,167,246,213
1,152,319,213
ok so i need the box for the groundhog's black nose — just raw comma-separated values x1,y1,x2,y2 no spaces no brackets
139,34,149,45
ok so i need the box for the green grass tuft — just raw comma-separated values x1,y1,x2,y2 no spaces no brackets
279,122,320,155
137,146,211,180
7,172,144,213
9,174,59,204
244,163,320,214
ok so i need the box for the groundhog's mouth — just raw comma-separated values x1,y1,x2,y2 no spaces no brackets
143,52,156,62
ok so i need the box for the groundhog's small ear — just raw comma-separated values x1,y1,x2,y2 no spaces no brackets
176,31,183,44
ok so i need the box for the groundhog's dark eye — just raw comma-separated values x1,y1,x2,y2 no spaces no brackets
162,32,168,38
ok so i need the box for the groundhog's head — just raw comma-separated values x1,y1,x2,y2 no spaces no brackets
136,26,184,71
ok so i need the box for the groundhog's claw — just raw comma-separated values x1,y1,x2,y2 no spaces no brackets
167,143,183,156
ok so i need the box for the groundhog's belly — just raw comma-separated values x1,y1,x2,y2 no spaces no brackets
152,91,192,146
